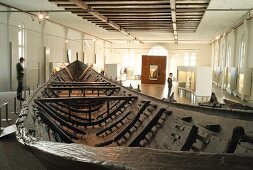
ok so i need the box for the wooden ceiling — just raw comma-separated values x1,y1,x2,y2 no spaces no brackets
48,0,210,41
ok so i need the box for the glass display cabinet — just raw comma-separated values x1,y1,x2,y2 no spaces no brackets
177,66,212,102
213,67,221,86
177,66,195,91
236,68,252,96
225,67,237,94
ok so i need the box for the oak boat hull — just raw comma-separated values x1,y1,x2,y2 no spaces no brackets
16,60,253,170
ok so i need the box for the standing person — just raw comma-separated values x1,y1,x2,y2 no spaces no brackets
16,57,25,100
167,73,173,98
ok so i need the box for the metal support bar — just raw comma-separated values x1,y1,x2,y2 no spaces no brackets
28,88,31,95
11,97,19,115
19,96,22,108
19,91,23,99
2,102,12,122
14,97,16,114
24,88,27,99
0,108,4,131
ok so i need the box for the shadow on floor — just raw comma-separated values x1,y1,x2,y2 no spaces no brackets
0,133,46,170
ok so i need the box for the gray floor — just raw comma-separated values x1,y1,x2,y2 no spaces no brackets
0,91,46,170
0,82,252,170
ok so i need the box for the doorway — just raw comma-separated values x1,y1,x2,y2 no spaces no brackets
141,55,167,84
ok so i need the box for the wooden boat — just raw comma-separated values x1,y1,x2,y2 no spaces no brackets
224,99,253,110
198,92,253,110
16,60,253,170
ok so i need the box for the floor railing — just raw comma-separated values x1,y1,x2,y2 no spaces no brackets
0,83,43,132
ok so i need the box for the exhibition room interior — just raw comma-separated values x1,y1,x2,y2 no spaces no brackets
1,1,253,170
0,0,253,104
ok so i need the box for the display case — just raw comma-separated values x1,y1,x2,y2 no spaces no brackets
213,67,221,86
223,67,228,88
225,67,237,93
177,66,212,98
236,68,252,96
177,66,195,91
104,64,121,80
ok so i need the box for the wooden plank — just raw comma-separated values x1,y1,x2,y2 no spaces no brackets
35,96,138,102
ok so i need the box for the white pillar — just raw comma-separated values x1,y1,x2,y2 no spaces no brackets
7,8,11,90
64,27,69,63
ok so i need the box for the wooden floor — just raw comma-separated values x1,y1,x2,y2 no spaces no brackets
123,80,253,106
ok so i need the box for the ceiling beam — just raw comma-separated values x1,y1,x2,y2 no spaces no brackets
93,20,171,23
170,0,178,44
83,16,172,19
85,1,171,5
68,0,143,43
90,5,171,9
47,0,211,38
102,13,171,16
0,1,111,43
64,8,253,13
48,0,69,2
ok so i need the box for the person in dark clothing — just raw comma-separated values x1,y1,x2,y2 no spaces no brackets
16,57,25,100
167,73,173,98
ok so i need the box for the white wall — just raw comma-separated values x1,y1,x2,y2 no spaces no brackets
105,42,211,78
83,40,95,64
94,40,105,72
0,6,10,91
0,5,212,92
44,22,66,63
67,29,82,62
211,17,253,101
0,7,106,91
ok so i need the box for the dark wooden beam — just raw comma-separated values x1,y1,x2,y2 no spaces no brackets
36,96,138,102
47,86,120,90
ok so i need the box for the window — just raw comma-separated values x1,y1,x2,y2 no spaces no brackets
239,35,246,71
18,24,25,59
226,43,231,67
169,57,176,76
148,46,168,56
148,46,169,79
184,52,196,66
129,50,135,66
190,53,196,66
221,45,225,68
184,53,190,66
123,50,129,68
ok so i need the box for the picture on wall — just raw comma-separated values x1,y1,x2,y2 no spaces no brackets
149,65,158,80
